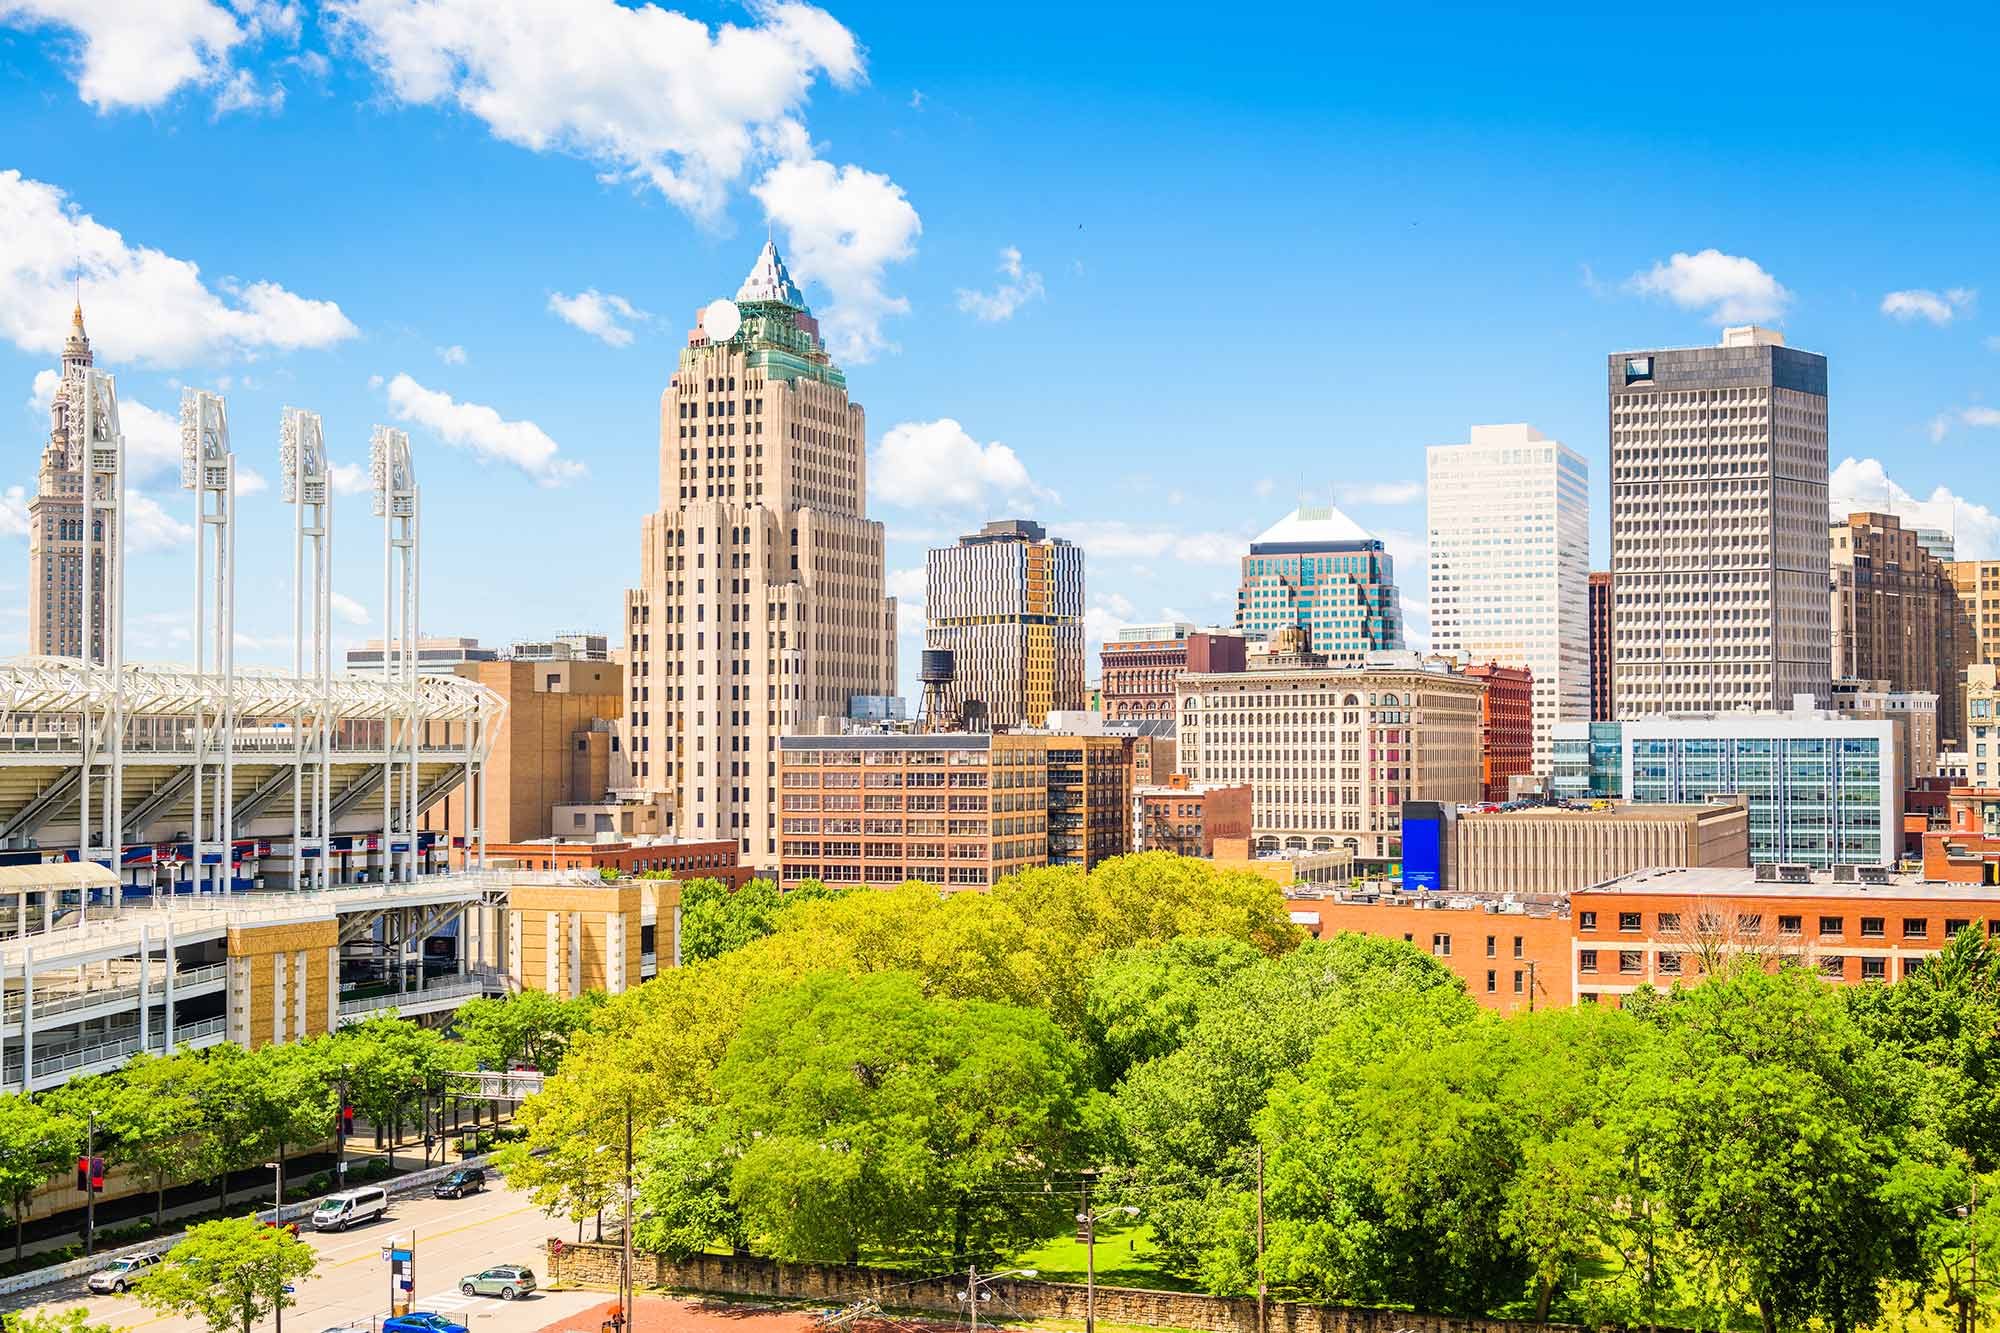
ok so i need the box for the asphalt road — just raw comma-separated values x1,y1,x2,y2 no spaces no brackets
6,1181,608,1333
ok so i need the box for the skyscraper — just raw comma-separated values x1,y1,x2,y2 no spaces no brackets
623,241,897,865
925,518,1084,729
1235,506,1402,663
1829,511,1963,742
1608,326,1830,715
1589,572,1614,722
26,303,111,660
1426,424,1590,772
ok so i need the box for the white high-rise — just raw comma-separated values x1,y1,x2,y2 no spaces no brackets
1427,424,1591,773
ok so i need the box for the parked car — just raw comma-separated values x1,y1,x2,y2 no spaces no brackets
433,1166,486,1199
310,1184,388,1231
87,1252,160,1294
458,1265,536,1300
382,1315,470,1333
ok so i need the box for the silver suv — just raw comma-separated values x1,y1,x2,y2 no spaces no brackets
88,1253,160,1293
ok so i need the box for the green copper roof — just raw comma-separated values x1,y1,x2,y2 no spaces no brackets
680,240,847,389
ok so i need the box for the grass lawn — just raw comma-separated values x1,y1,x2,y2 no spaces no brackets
1014,1221,1199,1293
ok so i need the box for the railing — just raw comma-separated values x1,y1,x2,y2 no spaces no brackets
2,1015,227,1084
338,971,495,1016
2,961,227,1024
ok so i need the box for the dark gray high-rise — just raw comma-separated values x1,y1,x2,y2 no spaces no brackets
1608,326,1830,716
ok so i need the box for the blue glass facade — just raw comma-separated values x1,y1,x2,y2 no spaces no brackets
1237,541,1402,662
1625,732,1886,867
1551,722,1624,799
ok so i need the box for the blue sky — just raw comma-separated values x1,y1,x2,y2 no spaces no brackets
2,1,1997,686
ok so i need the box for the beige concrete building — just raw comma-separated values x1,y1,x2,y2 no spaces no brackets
1967,665,2000,786
775,731,1131,889
25,304,111,660
624,242,896,868
1609,327,1830,715
1176,648,1485,866
1452,799,1748,896
1833,677,1939,790
1830,512,1966,742
505,880,645,1000
225,918,338,1049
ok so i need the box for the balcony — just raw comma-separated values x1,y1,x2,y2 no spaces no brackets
4,961,228,1027
337,970,497,1018
5,1015,227,1089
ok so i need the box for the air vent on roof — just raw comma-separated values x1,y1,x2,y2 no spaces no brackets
1857,865,1891,885
1754,863,1780,882
1832,864,1860,883
1779,864,1813,884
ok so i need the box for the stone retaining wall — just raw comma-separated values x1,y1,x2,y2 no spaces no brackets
546,1241,1660,1333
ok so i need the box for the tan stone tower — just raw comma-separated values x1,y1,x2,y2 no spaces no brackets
623,242,897,866
26,303,112,660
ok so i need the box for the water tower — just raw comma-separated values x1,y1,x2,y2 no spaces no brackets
918,649,957,731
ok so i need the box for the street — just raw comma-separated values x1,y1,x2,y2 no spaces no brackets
4,1181,607,1333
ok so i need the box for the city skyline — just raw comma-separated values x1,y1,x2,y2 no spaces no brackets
1,4,1997,691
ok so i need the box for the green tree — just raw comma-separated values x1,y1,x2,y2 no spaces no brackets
224,1041,339,1197
713,969,1094,1264
1084,935,1261,1085
10,1308,120,1333
100,1050,209,1224
1849,924,2000,1166
452,989,593,1074
323,1013,462,1162
136,1214,316,1333
0,1093,80,1259
677,878,782,963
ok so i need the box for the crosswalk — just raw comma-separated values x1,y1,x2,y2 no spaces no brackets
409,1287,482,1316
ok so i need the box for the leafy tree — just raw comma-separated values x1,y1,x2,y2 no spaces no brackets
678,878,782,963
136,1215,316,1333
1084,935,1261,1085
10,1309,120,1333
453,989,593,1074
712,970,1094,1264
1849,924,2000,1166
632,1105,745,1257
100,1050,209,1224
224,1041,339,1196
323,1013,462,1160
0,1093,80,1259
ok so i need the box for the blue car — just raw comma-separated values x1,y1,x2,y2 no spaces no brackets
383,1315,469,1333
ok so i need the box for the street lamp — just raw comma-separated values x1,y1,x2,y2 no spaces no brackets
960,1267,1037,1333
1076,1205,1139,1333
264,1162,285,1333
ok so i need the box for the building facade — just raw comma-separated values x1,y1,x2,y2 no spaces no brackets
1831,677,1938,794
1609,326,1831,716
25,305,111,660
1236,506,1403,663
1134,777,1254,857
1426,424,1590,771
1552,720,1626,800
1621,703,1899,867
1589,571,1614,721
1176,653,1484,866
1451,799,1748,896
1282,893,1573,1013
774,732,1130,889
1463,662,1534,800
1829,512,1962,739
1967,665,2000,786
623,242,898,866
1101,623,1245,721
925,518,1084,729
345,636,500,674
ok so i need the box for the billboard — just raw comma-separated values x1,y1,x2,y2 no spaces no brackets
1402,800,1451,892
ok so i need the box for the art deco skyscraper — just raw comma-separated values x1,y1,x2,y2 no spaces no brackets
26,303,112,660
1608,326,1830,715
1426,423,1590,773
623,242,897,865
925,518,1084,729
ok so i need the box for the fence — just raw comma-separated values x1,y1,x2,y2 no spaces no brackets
0,1152,498,1298
545,1245,1684,1333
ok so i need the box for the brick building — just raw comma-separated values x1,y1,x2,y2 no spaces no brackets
1100,624,1246,722
1134,777,1253,857
1283,893,1573,1013
1462,662,1534,800
486,837,752,886
1830,512,1964,742
775,732,1130,889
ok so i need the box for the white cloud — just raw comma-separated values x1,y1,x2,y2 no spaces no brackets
755,156,921,364
126,491,194,552
869,418,1048,509
235,465,269,496
885,566,925,638
0,0,287,112
1253,478,1275,499
382,372,586,486
330,591,369,626
119,396,185,479
0,169,358,367
1084,603,1130,647
1881,288,1976,325
1626,249,1791,324
1058,520,1244,568
437,343,467,365
1830,456,2000,560
0,485,27,539
956,246,1045,323
547,290,648,347
28,368,59,414
1964,407,2000,429
329,461,369,495
1931,406,2000,441
1337,480,1422,506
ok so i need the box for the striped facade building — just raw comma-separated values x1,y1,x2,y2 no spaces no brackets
1236,506,1403,664
926,519,1084,729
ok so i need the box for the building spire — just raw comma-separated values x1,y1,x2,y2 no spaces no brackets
735,237,808,309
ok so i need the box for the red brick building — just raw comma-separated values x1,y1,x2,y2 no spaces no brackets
1921,787,2000,884
1136,777,1253,857
487,837,755,886
1463,662,1534,800
1589,572,1613,722
1284,893,1573,1013
1101,626,1245,722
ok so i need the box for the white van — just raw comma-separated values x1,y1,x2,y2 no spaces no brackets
311,1185,389,1231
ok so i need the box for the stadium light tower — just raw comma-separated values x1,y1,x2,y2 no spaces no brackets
181,389,236,895
282,408,333,892
75,369,126,891
372,427,419,885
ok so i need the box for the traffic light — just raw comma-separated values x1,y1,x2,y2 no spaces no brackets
339,1106,356,1135
75,1156,105,1192
75,1157,87,1192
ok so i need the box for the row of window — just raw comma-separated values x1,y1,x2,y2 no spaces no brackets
1576,908,1984,940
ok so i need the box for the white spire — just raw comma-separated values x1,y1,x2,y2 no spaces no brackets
735,238,807,308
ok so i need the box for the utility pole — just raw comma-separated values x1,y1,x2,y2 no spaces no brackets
968,1265,978,1333
622,1100,634,1333
1974,1176,1981,1333
1527,960,1538,1013
1081,1179,1095,1333
1255,1144,1266,1333
335,1069,351,1184
266,1163,284,1333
